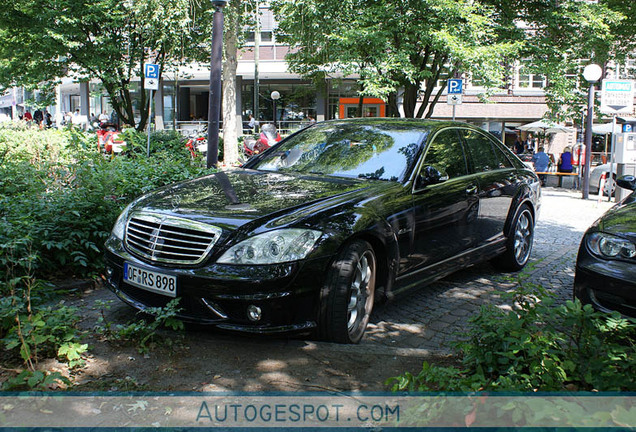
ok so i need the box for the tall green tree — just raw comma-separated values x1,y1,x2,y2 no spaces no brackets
0,0,212,131
271,0,520,118
482,0,633,123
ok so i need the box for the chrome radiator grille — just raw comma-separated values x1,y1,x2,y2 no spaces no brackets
125,212,222,265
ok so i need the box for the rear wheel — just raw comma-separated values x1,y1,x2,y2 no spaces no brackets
318,240,376,344
600,174,616,197
492,204,534,272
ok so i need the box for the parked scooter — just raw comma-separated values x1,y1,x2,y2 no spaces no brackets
185,129,208,159
96,123,126,154
243,123,282,157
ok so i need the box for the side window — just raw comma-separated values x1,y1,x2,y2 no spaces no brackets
421,129,467,180
461,129,512,172
491,140,515,169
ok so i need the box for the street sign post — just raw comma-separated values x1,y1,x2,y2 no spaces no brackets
144,64,160,156
447,79,463,95
447,94,463,105
144,64,160,91
447,79,463,121
600,80,634,115
600,79,634,202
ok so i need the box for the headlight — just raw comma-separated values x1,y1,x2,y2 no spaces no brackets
110,203,133,240
217,229,322,265
586,232,636,260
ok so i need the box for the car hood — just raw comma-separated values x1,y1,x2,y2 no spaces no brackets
130,169,371,230
595,193,636,241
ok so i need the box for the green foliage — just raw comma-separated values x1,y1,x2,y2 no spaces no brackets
94,298,184,354
0,125,210,387
1,370,71,391
389,283,636,392
272,0,521,118
0,0,215,130
0,126,213,279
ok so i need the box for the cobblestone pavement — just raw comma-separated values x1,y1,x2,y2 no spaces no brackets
362,187,616,352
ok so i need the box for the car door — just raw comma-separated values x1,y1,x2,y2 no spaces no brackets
460,128,517,246
397,128,479,286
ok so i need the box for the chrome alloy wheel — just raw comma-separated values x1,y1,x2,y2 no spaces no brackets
347,250,375,332
513,209,533,266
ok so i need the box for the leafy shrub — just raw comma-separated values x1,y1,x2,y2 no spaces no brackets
0,126,213,279
389,284,636,392
0,124,212,387
2,370,71,391
94,298,184,353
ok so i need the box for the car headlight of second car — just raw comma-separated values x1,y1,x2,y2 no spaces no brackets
586,232,636,260
217,229,322,265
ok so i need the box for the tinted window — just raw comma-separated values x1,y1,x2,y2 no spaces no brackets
421,129,467,179
461,129,513,172
251,121,426,182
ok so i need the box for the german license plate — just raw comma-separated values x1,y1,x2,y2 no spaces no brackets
123,262,177,297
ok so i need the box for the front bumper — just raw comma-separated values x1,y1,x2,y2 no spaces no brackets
104,236,332,334
574,243,636,318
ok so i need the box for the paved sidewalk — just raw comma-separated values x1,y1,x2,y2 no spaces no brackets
363,187,615,352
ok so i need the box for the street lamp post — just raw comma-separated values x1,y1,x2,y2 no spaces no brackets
207,0,228,169
581,64,603,200
271,90,280,129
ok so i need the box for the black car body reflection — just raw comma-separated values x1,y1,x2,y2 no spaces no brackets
574,175,636,317
104,119,541,343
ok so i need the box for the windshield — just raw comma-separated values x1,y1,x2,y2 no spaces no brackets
250,121,426,182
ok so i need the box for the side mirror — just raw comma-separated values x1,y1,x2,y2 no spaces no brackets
417,165,448,188
616,175,636,191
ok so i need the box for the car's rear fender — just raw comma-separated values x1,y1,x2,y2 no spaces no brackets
503,186,538,238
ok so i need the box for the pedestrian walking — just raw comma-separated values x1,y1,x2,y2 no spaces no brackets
44,110,52,128
248,114,259,132
33,109,43,128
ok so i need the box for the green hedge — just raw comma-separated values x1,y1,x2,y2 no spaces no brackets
0,125,215,378
388,284,636,392
0,126,213,280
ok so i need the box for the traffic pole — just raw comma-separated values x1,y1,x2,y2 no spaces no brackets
147,89,153,157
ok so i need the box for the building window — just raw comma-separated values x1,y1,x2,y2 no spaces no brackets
246,31,274,44
518,67,546,89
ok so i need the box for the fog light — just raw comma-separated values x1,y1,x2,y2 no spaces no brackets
247,305,262,322
106,267,114,278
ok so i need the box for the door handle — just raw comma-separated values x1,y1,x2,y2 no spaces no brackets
465,185,478,195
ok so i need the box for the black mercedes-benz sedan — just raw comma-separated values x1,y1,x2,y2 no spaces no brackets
104,118,541,343
574,175,636,317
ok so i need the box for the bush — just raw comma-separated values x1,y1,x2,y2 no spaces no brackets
0,125,213,386
0,125,213,279
388,284,636,392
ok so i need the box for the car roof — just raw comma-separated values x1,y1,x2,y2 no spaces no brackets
319,117,489,135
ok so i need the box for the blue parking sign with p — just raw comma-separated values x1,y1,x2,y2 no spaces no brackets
448,79,463,94
145,64,159,79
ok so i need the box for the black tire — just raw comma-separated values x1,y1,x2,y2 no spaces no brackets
318,240,376,344
599,174,616,197
492,204,534,272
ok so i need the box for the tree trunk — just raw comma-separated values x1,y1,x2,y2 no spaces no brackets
402,83,418,118
222,11,239,165
357,93,364,118
387,92,399,117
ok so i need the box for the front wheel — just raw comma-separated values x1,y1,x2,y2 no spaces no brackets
492,205,534,272
318,240,376,344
